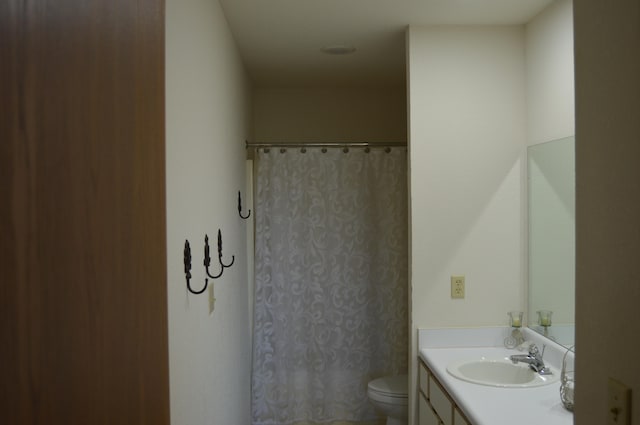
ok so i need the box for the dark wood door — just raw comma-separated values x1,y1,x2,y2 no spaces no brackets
1,1,170,424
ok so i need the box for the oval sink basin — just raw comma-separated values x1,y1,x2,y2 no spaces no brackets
447,357,559,388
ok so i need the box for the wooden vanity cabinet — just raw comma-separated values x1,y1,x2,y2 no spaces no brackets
418,359,472,425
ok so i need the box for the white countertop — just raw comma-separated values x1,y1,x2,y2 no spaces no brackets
418,328,574,425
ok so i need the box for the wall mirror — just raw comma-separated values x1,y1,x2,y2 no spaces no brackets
527,135,575,348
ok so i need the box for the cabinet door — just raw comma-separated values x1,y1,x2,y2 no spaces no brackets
419,394,441,425
429,374,453,425
419,361,429,395
454,408,471,425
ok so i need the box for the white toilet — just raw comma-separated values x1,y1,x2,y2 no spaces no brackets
367,374,408,425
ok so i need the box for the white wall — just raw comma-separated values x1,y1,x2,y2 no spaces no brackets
525,0,575,145
166,0,252,424
574,0,640,423
407,25,526,424
253,87,406,142
407,25,526,328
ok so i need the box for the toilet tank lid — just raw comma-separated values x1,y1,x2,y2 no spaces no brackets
368,374,408,396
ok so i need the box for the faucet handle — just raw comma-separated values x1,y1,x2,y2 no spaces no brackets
528,344,546,359
528,344,539,356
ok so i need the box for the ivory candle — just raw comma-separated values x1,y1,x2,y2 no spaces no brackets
538,310,552,326
508,311,523,328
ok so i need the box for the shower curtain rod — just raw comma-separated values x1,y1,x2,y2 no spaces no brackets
245,141,406,149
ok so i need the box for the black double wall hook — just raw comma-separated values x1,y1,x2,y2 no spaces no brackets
204,229,235,279
183,229,235,295
238,191,251,219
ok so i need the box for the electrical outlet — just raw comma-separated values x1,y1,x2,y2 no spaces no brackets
451,275,465,299
608,378,631,425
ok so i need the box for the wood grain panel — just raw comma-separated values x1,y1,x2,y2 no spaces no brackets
1,1,169,424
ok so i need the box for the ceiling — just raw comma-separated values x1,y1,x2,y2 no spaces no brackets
218,0,554,88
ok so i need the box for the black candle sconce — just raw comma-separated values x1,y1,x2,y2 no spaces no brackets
183,229,235,295
238,191,251,219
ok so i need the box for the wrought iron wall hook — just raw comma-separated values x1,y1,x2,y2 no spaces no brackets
184,240,192,279
204,234,223,279
184,239,208,295
238,191,251,219
217,229,235,268
184,230,235,295
204,230,235,280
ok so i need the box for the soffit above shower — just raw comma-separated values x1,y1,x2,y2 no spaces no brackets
217,0,554,88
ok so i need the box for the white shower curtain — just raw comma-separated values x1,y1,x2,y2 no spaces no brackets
251,147,408,425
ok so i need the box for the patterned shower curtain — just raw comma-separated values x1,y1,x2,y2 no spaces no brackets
251,147,408,425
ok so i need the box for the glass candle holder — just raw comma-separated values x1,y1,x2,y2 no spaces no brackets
560,345,575,411
508,311,523,328
537,310,553,327
504,311,525,348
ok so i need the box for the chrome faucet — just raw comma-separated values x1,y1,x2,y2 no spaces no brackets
510,344,553,375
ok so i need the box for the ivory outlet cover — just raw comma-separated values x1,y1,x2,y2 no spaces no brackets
208,283,216,315
451,275,465,299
